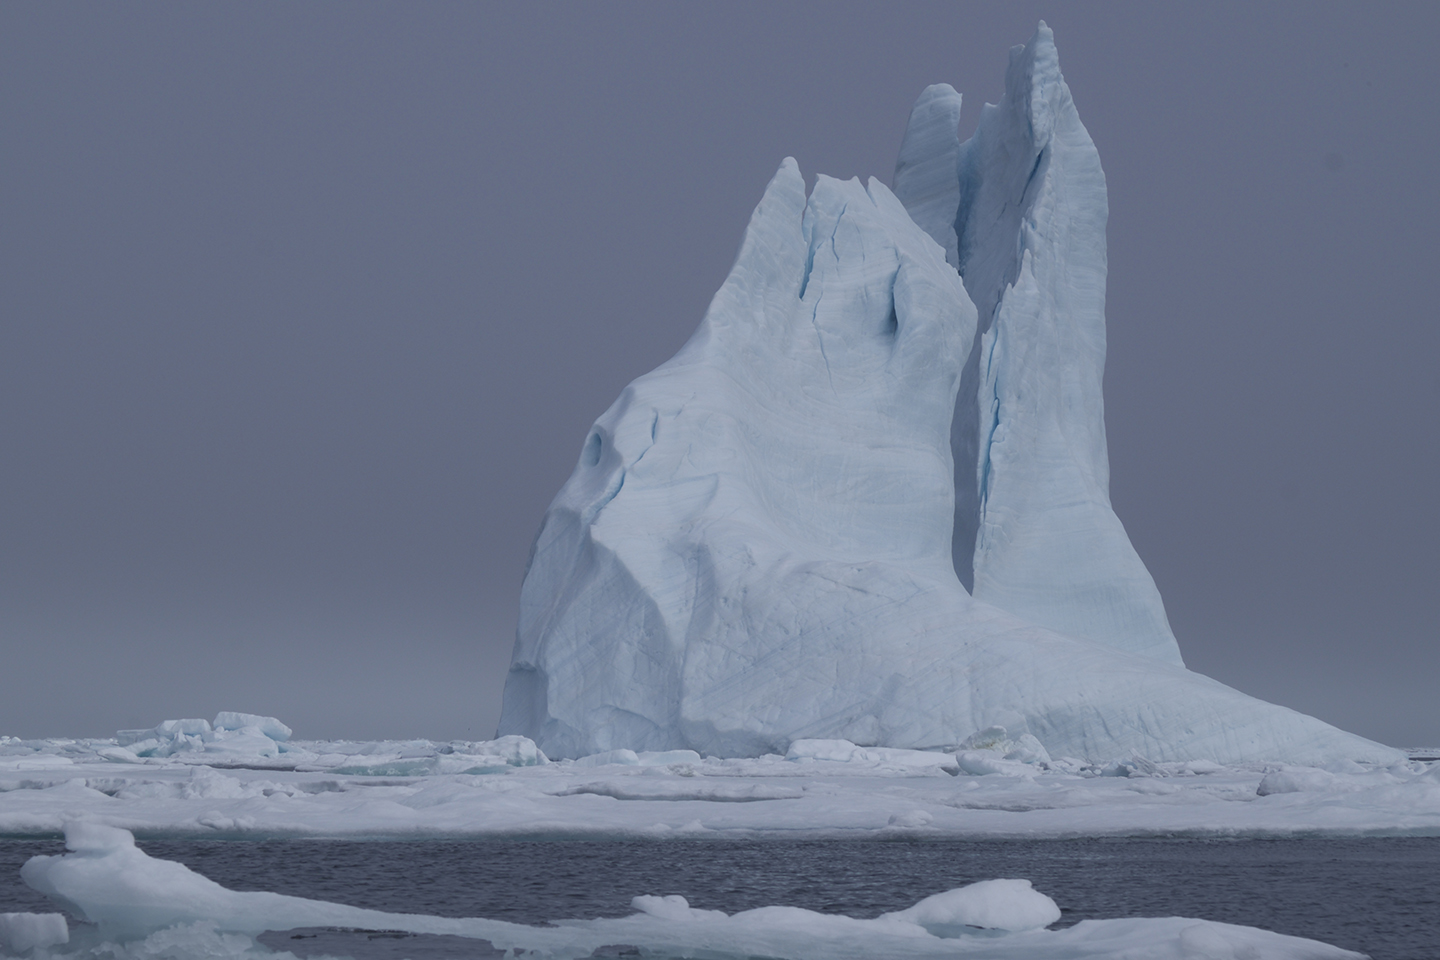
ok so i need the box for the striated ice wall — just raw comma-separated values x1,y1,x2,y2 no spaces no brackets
497,25,1399,766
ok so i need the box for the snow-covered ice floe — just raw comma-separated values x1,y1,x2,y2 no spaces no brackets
2,725,1436,841
7,822,1364,960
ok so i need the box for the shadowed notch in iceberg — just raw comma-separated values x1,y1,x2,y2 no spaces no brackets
497,26,1401,767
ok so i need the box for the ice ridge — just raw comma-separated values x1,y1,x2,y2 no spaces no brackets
498,26,1400,766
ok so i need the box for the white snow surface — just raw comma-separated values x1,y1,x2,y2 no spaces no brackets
497,25,1399,767
12,822,1365,960
1,729,1436,841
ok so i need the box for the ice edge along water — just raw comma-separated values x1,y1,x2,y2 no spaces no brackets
497,24,1401,767
4,724,1438,841
4,822,1365,960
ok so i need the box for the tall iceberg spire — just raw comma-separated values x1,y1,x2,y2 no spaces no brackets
498,27,1398,767
893,23,1184,665
893,83,964,269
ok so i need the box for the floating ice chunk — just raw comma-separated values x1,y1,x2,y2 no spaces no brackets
1172,758,1225,776
114,730,155,747
1100,755,1164,778
787,739,870,763
1,755,73,771
888,809,935,828
112,714,291,760
179,768,255,800
787,740,959,771
323,757,431,776
1251,764,1410,797
1004,735,1052,765
202,728,279,758
572,749,642,767
22,822,470,941
958,726,1013,752
0,912,68,952
154,719,212,738
882,879,1060,934
558,780,804,802
954,752,1035,778
1257,768,1347,796
332,753,522,776
631,894,728,922
18,824,1368,959
954,727,1051,764
866,748,961,770
634,749,704,766
951,726,1050,774
116,720,210,758
212,713,291,742
465,734,549,766
92,746,142,764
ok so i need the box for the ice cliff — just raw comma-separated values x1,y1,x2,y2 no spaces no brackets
498,24,1400,765
895,28,1182,664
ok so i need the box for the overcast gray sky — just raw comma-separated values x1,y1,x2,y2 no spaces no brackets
2,2,1436,747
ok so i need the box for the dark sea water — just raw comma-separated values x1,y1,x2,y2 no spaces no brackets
3,837,1437,960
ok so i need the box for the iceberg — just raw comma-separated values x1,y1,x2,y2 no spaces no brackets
497,25,1400,766
896,27,1183,666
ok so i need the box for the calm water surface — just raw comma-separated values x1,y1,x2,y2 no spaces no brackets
2,837,1437,959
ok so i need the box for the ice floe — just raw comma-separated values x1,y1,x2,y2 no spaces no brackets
11,823,1364,959
1,721,1435,841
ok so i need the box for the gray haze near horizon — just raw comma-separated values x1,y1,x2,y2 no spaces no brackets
2,2,1436,748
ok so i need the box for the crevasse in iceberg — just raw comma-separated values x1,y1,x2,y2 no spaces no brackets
895,24,1182,664
498,24,1399,765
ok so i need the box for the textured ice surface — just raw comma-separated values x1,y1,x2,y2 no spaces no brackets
0,912,68,953
112,713,294,761
893,83,964,269
212,713,291,742
1,737,1436,840
17,824,1364,960
497,24,1400,766
895,25,1186,665
882,879,1059,933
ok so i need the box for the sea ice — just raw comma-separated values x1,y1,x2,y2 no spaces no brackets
111,713,294,760
880,879,1060,934
16,823,1365,960
1,736,1435,840
0,912,68,953
497,25,1400,767
212,713,291,742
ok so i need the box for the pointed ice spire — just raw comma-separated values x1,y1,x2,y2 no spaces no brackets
893,83,963,268
498,24,1399,766
897,23,1185,665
